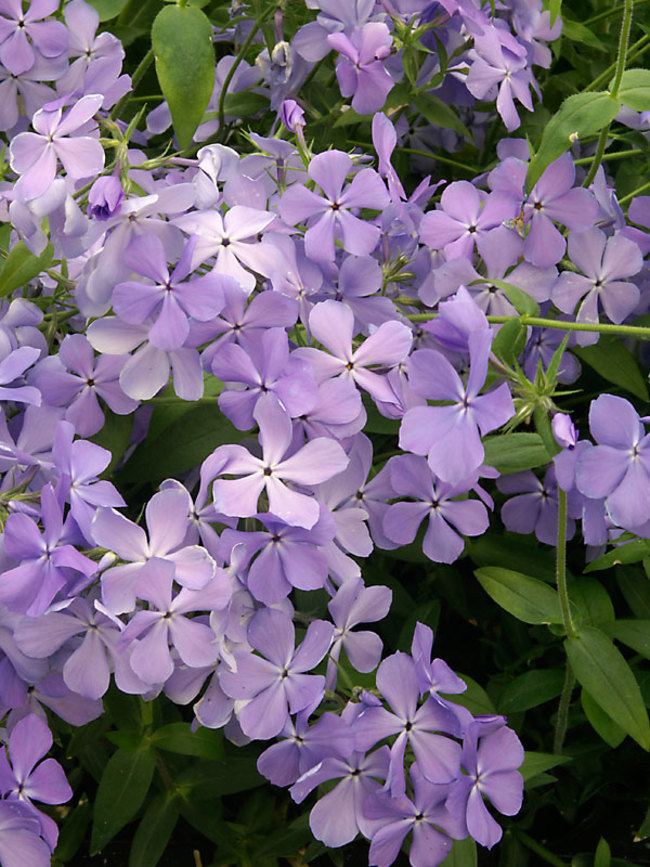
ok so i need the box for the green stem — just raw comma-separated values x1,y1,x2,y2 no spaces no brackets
515,830,568,867
556,489,576,639
585,0,648,25
585,34,648,91
574,147,645,165
217,22,261,141
394,146,481,174
582,124,610,187
610,0,634,97
619,178,650,204
553,663,576,755
406,312,650,339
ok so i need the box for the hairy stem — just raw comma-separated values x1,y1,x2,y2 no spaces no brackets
610,0,635,97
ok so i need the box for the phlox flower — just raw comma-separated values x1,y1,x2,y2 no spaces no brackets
0,714,71,851
279,150,390,262
219,607,333,740
211,393,349,530
10,93,104,201
400,331,514,485
327,22,394,115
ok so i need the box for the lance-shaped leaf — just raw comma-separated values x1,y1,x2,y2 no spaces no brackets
526,92,621,191
152,4,215,149
475,567,563,624
565,626,650,750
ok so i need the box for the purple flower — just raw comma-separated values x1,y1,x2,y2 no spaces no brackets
280,150,390,261
446,716,524,849
10,94,105,201
384,455,490,564
420,183,518,261
219,607,333,740
366,763,468,867
112,233,226,352
120,558,230,686
326,577,392,689
297,299,412,408
0,0,68,76
523,154,599,268
327,22,394,115
400,331,514,484
30,333,137,437
552,229,642,346
575,394,650,530
353,652,463,797
0,484,97,615
211,393,350,530
290,738,391,847
0,714,71,851
497,467,577,546
0,800,51,866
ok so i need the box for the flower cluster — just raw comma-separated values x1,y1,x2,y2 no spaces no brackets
0,0,648,863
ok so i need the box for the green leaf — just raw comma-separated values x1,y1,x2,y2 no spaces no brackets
252,815,313,860
617,68,650,112
151,723,224,759
569,578,615,628
526,92,621,190
128,793,180,867
118,400,241,483
362,392,400,434
608,620,650,659
468,534,557,582
221,92,270,117
483,433,551,474
560,17,607,51
54,801,92,862
475,567,564,624
86,0,129,20
444,674,496,716
618,565,650,618
90,747,156,854
491,318,527,366
176,753,264,797
565,626,650,749
581,688,626,748
497,669,566,713
520,750,571,781
89,411,133,475
441,837,477,866
414,93,472,140
105,731,147,751
0,241,53,297
151,4,214,149
595,837,611,867
574,336,649,401
584,539,650,573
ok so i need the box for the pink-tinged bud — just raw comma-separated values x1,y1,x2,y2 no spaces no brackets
552,413,578,449
279,99,305,133
88,176,124,221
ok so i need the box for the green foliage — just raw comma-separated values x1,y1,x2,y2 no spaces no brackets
90,746,157,853
526,92,621,190
0,241,53,297
475,567,564,624
564,627,650,750
151,4,215,148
